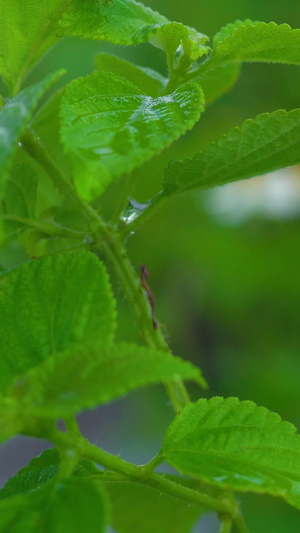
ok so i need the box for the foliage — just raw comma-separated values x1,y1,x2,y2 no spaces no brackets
0,0,300,531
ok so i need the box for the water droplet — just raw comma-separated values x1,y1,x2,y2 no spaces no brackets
121,197,150,224
83,234,94,244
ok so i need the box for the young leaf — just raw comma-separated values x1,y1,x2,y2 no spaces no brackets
103,478,206,533
202,21,300,74
95,53,166,97
0,251,116,393
0,1,70,94
0,70,64,195
193,21,300,104
60,71,204,200
10,341,206,416
162,397,300,511
58,0,209,64
2,163,37,241
163,108,300,198
0,477,109,533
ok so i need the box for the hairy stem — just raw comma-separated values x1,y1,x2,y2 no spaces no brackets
97,227,191,412
21,128,100,225
22,129,191,413
49,429,236,519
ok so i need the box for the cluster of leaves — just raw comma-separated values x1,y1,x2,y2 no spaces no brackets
1,0,300,531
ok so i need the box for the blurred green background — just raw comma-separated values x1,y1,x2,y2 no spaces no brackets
1,1,300,531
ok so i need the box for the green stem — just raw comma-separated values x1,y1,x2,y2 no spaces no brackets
219,516,233,533
49,429,234,518
21,129,190,413
63,415,82,439
21,129,101,225
97,228,190,412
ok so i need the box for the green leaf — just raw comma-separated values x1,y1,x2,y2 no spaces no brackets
0,477,108,533
0,448,99,499
162,397,300,511
10,341,206,416
60,71,204,200
163,108,300,198
199,21,300,77
0,251,116,393
0,448,208,533
1,163,37,241
103,478,206,533
192,63,240,104
0,1,70,94
95,53,166,97
192,20,300,104
58,0,209,64
0,70,64,195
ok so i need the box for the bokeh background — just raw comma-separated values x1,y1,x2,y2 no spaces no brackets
1,1,300,531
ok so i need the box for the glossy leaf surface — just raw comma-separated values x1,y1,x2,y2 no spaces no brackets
162,397,300,510
59,0,209,62
10,341,206,415
163,109,300,197
60,71,204,200
0,251,116,393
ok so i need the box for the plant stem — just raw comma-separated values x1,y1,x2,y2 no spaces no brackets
49,429,235,518
21,128,100,225
21,129,191,413
98,228,190,412
219,516,233,533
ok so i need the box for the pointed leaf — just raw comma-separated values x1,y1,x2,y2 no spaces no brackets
58,0,209,63
194,21,300,104
162,397,300,511
163,108,300,198
95,53,166,97
10,341,206,416
0,70,64,194
2,163,37,241
206,21,300,71
0,478,108,533
0,251,116,393
60,71,204,200
0,1,71,94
